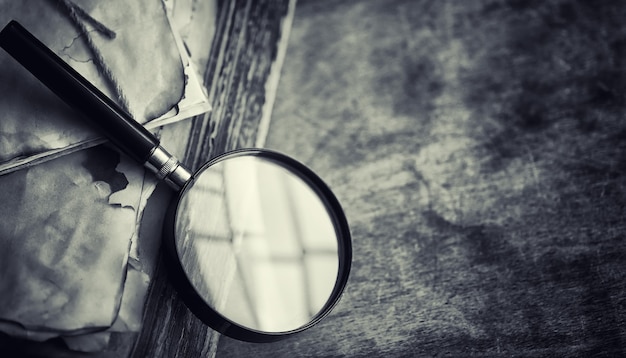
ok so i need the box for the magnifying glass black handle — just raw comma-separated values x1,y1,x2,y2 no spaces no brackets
0,20,191,190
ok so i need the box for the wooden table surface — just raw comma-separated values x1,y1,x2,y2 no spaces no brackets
215,0,626,357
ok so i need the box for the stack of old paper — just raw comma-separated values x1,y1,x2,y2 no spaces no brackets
0,0,214,352
0,0,211,175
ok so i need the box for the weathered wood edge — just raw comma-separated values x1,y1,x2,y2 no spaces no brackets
131,1,293,357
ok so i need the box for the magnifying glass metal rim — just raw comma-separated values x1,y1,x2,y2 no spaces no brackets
162,148,352,342
0,20,352,343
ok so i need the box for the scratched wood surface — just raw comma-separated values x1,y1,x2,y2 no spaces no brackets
216,0,626,357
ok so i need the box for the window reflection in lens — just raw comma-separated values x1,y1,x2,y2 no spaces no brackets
175,156,339,332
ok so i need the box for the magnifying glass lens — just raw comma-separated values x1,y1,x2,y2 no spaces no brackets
174,154,341,333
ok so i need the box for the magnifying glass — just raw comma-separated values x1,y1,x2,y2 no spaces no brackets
0,20,351,342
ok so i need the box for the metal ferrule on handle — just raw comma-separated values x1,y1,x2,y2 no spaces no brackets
145,146,192,190
0,20,191,190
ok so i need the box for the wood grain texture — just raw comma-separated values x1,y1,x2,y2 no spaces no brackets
185,0,292,171
132,1,292,357
216,0,626,357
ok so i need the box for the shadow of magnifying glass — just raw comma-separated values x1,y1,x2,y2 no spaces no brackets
0,20,352,342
